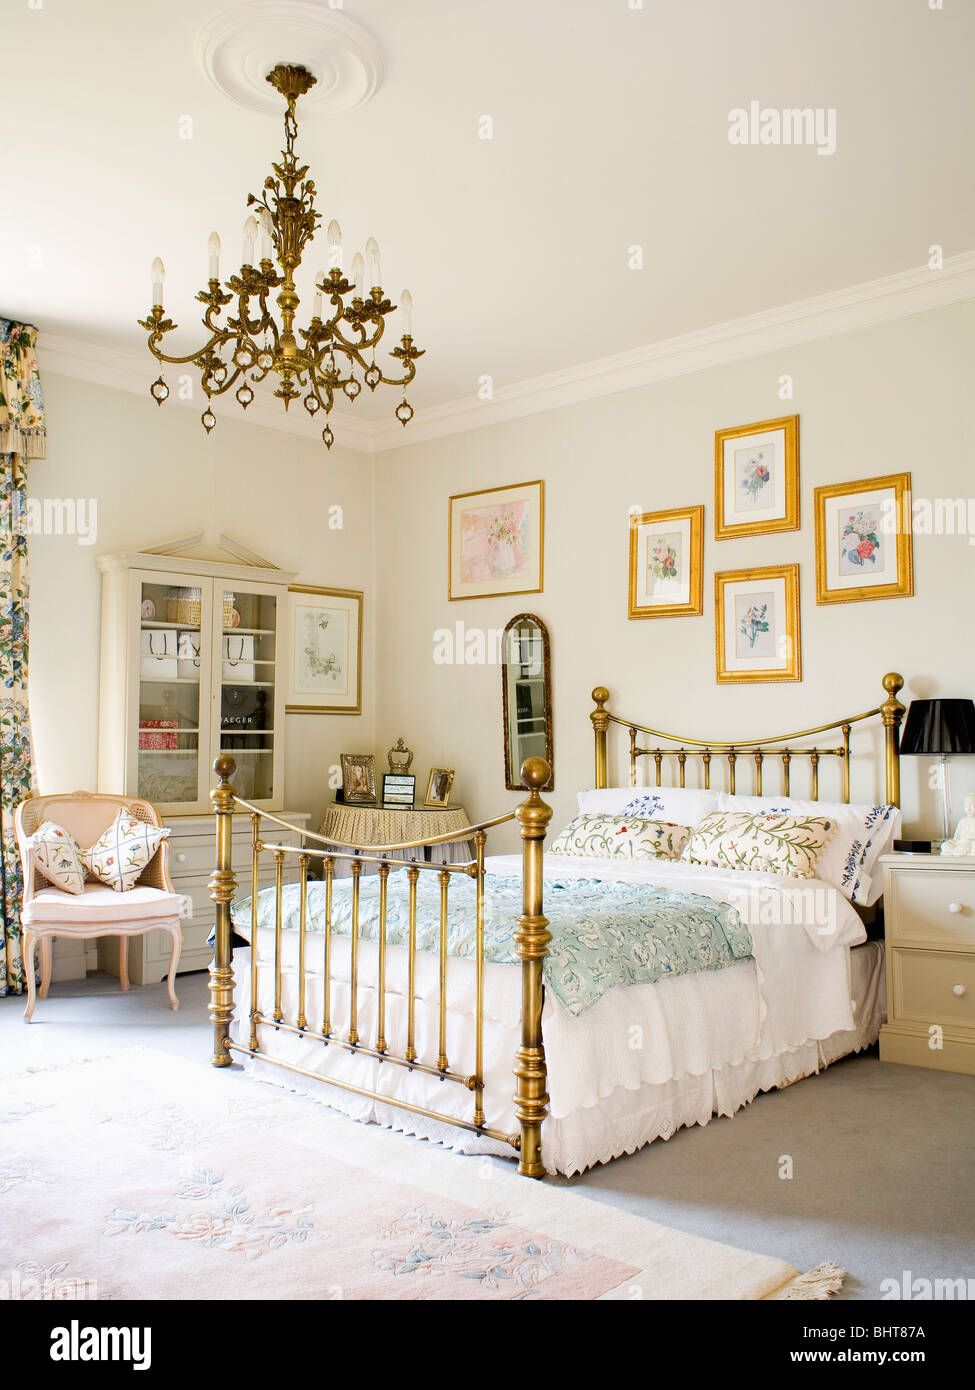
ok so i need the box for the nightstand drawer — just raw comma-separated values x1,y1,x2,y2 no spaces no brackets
891,947,975,1029
885,868,975,949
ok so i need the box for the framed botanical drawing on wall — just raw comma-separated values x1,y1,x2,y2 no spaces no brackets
448,480,544,601
628,505,704,618
714,415,799,539
286,585,362,714
814,472,913,605
715,563,801,684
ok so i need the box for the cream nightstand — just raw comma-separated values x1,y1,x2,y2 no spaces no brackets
879,853,975,1076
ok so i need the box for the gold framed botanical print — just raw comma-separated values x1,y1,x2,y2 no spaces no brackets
448,480,544,601
715,563,801,684
286,585,363,715
814,472,914,605
628,505,704,618
714,415,799,539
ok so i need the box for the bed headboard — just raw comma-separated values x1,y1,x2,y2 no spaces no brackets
589,672,905,807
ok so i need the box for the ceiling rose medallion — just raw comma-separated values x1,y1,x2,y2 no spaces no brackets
139,52,421,448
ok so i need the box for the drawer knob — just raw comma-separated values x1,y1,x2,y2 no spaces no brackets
176,853,187,863
953,984,967,997
948,902,963,914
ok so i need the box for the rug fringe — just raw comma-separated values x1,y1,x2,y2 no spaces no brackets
777,1261,847,1300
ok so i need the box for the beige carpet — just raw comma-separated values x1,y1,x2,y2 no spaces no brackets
0,1048,843,1300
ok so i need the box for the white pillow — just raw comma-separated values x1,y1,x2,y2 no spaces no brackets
716,792,900,906
82,808,170,892
27,820,87,895
578,785,720,825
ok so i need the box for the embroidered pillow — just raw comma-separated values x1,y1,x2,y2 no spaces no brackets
681,810,836,879
82,809,170,892
27,820,87,895
550,813,690,861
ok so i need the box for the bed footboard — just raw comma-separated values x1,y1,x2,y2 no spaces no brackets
208,755,554,1177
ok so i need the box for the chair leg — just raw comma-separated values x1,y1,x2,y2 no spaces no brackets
23,931,38,1023
39,935,53,999
118,935,130,992
164,925,180,1011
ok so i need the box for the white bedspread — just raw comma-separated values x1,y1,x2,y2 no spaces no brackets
232,853,874,1174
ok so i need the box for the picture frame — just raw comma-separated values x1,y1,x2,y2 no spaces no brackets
448,480,544,601
286,585,362,715
628,505,704,619
340,753,377,805
814,472,914,606
714,415,799,539
714,563,801,684
424,768,455,807
381,773,416,808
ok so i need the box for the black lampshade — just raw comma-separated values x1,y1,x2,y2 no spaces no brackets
900,698,975,756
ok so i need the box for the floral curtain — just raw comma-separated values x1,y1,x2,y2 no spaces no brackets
0,320,45,996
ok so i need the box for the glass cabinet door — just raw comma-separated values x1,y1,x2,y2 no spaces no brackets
136,576,209,808
215,586,278,804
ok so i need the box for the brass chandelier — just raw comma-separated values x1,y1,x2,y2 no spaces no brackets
139,63,423,449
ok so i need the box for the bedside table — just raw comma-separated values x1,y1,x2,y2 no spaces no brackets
879,853,975,1075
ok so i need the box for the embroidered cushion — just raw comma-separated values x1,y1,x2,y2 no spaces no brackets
27,820,87,895
81,809,170,892
578,785,720,825
716,793,900,906
681,810,836,879
550,813,690,861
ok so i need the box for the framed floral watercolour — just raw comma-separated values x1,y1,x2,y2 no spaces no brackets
814,472,913,606
448,481,544,601
714,564,801,684
714,415,799,539
286,585,362,715
628,505,704,619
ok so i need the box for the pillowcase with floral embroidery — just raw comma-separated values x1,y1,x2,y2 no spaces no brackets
550,813,690,861
82,808,170,892
28,820,87,895
681,810,836,879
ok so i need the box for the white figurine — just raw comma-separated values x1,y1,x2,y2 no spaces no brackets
940,792,975,855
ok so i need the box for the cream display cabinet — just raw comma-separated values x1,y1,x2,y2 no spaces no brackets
96,536,305,983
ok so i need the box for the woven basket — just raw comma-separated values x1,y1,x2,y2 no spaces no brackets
167,588,202,626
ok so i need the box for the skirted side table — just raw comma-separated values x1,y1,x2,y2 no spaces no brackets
318,803,475,870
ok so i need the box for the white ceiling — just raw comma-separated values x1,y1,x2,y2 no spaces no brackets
2,0,973,430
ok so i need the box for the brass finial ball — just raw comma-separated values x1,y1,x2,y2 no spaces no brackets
883,672,904,694
214,753,237,780
592,686,609,704
521,757,551,791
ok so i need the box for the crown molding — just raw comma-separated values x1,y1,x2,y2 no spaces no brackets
372,250,975,451
36,331,376,453
37,251,975,457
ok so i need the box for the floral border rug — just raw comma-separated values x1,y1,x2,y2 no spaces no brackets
0,1047,842,1300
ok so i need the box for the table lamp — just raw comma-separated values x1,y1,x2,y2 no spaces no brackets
900,698,975,842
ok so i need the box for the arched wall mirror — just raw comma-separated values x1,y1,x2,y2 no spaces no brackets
501,613,554,790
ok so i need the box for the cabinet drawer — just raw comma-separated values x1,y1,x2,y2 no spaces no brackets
169,833,308,880
145,922,211,966
891,948,975,1030
886,869,975,949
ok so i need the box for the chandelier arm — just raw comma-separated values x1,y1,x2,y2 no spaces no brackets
145,331,228,369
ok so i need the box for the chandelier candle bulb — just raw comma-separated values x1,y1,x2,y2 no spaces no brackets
137,63,423,450
365,236,381,289
401,289,413,337
242,215,258,265
327,219,342,269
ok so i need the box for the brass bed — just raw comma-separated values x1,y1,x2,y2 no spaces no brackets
207,671,905,1178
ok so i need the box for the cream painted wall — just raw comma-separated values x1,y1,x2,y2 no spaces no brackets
30,373,375,833
373,299,975,850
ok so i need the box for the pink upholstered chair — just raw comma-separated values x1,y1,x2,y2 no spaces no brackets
14,792,183,1021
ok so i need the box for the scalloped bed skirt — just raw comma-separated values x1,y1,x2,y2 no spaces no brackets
231,939,884,1177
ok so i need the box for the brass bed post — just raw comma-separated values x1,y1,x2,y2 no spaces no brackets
591,688,610,789
881,671,905,807
513,756,553,1178
209,754,238,1068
